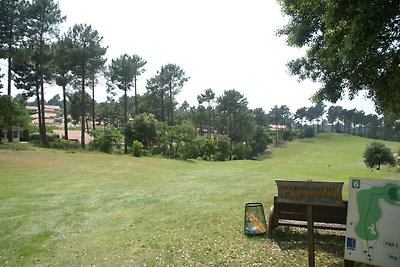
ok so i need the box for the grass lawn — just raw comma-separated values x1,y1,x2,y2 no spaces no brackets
0,133,399,266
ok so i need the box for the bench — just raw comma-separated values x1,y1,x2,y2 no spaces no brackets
267,180,348,236
268,196,348,236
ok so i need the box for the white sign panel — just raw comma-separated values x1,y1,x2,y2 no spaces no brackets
345,178,400,267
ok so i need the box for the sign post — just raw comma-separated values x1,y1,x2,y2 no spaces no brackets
275,180,344,267
307,205,315,267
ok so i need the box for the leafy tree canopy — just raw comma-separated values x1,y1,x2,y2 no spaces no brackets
0,94,31,130
108,54,140,91
363,141,396,170
68,90,92,124
277,0,400,115
129,113,158,149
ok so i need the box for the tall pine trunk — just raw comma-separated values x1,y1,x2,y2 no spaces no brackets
35,79,43,143
169,81,173,125
161,89,165,123
80,62,86,148
7,48,12,96
6,46,12,142
134,76,138,115
91,74,95,130
62,83,68,140
7,10,14,96
38,34,49,147
39,76,48,147
208,105,212,138
124,88,128,154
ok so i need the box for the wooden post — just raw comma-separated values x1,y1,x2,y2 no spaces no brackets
307,205,315,267
274,180,345,267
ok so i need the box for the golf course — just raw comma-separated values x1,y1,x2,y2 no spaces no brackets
1,133,399,266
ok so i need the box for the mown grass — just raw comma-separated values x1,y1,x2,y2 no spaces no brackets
0,134,399,266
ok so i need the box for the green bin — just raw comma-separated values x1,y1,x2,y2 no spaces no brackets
244,202,267,235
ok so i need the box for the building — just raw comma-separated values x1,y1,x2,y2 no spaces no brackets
1,126,25,142
26,105,62,126
25,104,97,144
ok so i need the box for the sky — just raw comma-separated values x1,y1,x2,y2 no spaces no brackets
2,0,377,114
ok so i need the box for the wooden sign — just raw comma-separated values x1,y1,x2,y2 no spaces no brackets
276,180,344,207
275,180,345,267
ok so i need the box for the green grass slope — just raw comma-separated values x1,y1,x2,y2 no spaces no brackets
0,134,398,266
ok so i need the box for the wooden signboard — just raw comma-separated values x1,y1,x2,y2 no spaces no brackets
276,180,344,207
275,180,345,267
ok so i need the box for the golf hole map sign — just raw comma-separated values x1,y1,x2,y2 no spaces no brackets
345,177,400,267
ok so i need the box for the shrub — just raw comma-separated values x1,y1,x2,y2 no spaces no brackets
30,133,41,141
89,126,123,153
250,126,272,156
47,133,60,142
282,129,293,141
179,142,200,160
142,149,152,157
363,142,396,170
195,137,216,160
232,142,252,160
29,132,59,142
21,129,30,141
303,126,315,138
132,140,144,157
151,146,164,156
129,113,158,149
215,135,231,161
50,139,80,150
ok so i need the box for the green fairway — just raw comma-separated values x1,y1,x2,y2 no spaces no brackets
0,134,399,266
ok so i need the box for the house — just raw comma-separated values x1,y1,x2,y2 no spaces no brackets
26,105,62,126
269,124,287,131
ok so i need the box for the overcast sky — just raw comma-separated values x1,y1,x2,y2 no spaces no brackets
3,0,377,114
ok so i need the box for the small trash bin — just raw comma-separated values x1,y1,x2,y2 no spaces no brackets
244,202,267,235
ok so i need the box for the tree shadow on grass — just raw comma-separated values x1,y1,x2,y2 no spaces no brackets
271,227,345,258
0,143,32,150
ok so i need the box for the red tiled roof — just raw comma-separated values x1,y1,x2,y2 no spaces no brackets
53,130,94,144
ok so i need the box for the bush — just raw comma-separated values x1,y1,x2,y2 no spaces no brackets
21,129,30,141
89,126,123,153
30,133,41,141
179,142,200,160
29,132,59,142
363,142,396,170
282,129,293,141
303,126,315,138
50,139,80,150
151,146,165,156
232,142,252,160
215,135,231,161
289,129,301,140
132,140,144,157
249,126,272,156
142,149,152,157
195,137,216,160
129,113,158,149
47,133,60,142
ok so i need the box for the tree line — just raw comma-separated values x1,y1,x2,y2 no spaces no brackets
13,87,400,160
